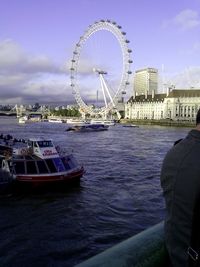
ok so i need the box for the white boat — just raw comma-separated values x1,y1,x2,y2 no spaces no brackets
90,119,115,126
122,124,139,128
48,118,64,123
28,115,41,122
66,118,89,125
0,136,85,185
18,116,28,124
66,124,109,132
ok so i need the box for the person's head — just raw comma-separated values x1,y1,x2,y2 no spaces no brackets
196,109,200,126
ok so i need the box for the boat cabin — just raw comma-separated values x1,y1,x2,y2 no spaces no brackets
0,136,84,182
27,139,59,159
1,154,78,177
12,138,60,159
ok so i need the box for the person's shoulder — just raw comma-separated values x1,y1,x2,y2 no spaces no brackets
173,138,183,146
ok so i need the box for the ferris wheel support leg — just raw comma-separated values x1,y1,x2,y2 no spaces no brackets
101,75,121,120
101,75,115,106
100,74,108,109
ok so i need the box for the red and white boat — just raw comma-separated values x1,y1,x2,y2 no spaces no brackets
0,137,85,184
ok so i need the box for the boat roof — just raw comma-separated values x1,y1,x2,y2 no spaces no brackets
28,138,53,142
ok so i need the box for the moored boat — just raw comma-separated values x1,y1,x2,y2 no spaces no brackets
90,119,115,126
122,124,139,128
48,118,64,123
18,115,28,124
67,118,89,125
0,137,85,185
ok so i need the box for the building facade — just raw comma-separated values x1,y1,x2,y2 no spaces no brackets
133,68,158,95
125,89,200,121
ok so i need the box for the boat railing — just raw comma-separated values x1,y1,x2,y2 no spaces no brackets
3,150,12,159
13,147,33,156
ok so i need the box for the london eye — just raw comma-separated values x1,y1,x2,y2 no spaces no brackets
70,19,133,118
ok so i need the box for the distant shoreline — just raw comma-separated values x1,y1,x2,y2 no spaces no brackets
121,119,195,128
0,114,196,128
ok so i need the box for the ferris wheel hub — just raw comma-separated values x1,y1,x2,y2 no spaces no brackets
93,68,107,75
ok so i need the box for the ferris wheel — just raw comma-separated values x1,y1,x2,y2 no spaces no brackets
70,19,133,118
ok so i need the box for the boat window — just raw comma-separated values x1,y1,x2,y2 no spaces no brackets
37,160,49,174
25,155,34,160
27,141,33,147
45,159,57,173
26,161,37,174
61,157,71,171
53,158,65,172
37,141,53,148
33,142,39,148
68,159,76,168
14,161,26,174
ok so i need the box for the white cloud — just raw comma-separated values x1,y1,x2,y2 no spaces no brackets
0,39,105,105
179,41,200,55
175,9,200,30
0,39,64,74
0,39,74,104
162,9,200,30
165,67,200,89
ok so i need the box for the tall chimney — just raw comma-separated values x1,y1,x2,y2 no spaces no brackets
166,87,170,96
145,90,148,99
133,90,136,99
152,89,155,99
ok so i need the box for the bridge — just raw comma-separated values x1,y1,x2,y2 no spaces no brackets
0,105,51,117
0,111,17,116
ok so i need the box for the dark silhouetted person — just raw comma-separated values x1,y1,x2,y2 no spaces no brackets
160,109,200,267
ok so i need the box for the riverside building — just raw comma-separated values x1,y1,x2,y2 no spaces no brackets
133,68,158,95
125,89,200,121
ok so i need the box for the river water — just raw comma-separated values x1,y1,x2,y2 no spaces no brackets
0,117,190,267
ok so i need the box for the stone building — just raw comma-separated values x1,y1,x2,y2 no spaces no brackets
125,89,200,121
133,68,158,95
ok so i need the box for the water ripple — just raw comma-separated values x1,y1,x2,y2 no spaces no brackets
0,117,189,266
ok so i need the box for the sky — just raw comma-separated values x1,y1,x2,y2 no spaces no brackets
0,0,200,105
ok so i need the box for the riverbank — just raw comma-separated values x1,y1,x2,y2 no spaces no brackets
120,119,195,128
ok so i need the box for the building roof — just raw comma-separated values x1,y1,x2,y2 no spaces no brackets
127,89,200,103
128,93,166,103
135,67,158,73
167,89,200,98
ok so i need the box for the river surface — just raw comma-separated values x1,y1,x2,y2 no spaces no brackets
0,117,190,267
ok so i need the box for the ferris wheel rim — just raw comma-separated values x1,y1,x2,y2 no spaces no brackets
70,19,132,116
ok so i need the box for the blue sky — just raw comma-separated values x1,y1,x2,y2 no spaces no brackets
0,0,200,104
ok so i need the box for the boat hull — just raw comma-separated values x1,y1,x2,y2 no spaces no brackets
67,124,109,132
0,181,13,194
0,169,14,194
15,167,85,183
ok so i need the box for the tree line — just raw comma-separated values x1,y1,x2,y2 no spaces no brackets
51,108,81,117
